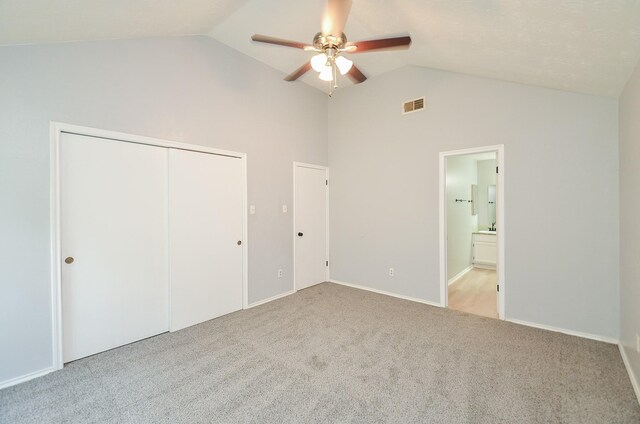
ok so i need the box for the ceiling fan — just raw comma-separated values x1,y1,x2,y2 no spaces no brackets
251,0,411,94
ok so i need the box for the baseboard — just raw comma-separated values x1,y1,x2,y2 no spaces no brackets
329,279,442,308
506,318,618,344
619,344,640,404
329,280,617,346
472,263,496,270
247,289,296,308
447,266,473,286
0,366,54,390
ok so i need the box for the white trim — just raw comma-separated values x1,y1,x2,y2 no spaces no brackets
331,279,619,347
49,123,63,372
507,318,618,344
293,162,329,171
165,153,171,335
473,263,496,270
247,290,296,308
0,367,55,390
242,152,249,310
329,279,442,308
50,122,249,371
51,122,245,158
439,144,505,319
293,162,330,293
447,265,473,286
619,344,640,404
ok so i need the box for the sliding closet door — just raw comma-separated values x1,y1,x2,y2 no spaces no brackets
60,133,169,363
169,149,244,331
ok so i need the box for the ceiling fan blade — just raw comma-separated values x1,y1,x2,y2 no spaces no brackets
347,64,367,84
347,36,412,53
285,62,312,82
322,0,352,36
251,34,312,50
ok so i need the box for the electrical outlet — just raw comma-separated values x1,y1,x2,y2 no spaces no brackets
389,268,394,277
277,269,283,278
636,333,640,354
282,205,288,213
249,205,256,215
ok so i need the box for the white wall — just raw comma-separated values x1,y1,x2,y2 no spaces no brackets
0,36,328,384
445,155,477,280
619,58,640,393
477,158,497,230
329,66,619,339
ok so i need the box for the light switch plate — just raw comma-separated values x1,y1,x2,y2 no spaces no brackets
249,205,255,214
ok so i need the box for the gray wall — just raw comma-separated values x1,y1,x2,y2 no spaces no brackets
445,154,477,280
328,66,619,339
619,58,640,390
0,36,328,383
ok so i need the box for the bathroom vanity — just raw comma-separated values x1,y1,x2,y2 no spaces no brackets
472,231,497,269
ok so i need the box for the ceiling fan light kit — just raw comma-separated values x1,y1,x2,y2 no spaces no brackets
250,0,411,95
335,56,353,75
310,53,328,72
319,66,334,82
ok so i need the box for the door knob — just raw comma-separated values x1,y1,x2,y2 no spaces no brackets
298,232,303,237
65,257,74,264
237,240,242,246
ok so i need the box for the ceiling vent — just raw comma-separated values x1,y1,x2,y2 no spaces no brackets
402,97,425,115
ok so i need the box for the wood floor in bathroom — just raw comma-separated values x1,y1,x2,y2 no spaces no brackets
448,268,498,319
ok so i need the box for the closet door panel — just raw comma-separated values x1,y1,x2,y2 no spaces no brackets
169,149,244,331
61,133,169,362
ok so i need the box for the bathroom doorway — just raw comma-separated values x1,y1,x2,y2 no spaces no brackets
439,145,505,319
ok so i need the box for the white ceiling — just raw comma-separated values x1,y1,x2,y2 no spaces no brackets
0,0,247,45
2,0,640,97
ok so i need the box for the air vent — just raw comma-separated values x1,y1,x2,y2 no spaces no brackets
402,97,426,115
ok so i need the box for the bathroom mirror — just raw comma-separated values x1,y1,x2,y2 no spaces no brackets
487,184,496,227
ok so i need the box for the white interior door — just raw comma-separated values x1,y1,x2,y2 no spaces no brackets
168,149,244,331
61,133,169,363
294,164,328,291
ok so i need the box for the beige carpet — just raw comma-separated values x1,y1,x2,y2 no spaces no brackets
1,282,638,423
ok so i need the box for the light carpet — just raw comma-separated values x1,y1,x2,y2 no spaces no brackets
1,282,639,423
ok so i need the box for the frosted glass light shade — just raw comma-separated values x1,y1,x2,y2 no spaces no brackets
335,56,353,75
311,53,328,72
319,66,333,81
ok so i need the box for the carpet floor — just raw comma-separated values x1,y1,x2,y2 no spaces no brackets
1,282,639,423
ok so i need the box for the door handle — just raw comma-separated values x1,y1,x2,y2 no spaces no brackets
298,232,303,237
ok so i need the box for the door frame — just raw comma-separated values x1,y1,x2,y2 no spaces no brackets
438,144,505,319
292,162,330,292
50,122,249,370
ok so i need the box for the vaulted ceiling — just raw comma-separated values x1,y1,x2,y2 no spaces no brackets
2,0,640,97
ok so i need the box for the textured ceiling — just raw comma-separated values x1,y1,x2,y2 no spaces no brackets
210,0,640,96
2,0,640,97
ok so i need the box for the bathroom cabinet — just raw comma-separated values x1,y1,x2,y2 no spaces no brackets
472,232,497,269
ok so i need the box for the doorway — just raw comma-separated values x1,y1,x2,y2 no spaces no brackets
439,145,505,319
293,162,329,291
